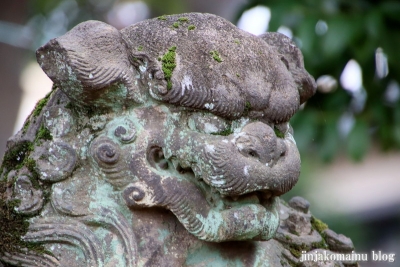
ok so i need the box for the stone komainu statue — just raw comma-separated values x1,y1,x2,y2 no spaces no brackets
0,13,355,267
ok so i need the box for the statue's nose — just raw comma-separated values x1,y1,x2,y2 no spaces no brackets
234,122,286,165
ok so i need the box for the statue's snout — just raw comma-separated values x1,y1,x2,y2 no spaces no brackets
201,121,300,197
235,122,287,166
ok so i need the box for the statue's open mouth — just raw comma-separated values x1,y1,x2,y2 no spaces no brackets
124,144,287,242
123,119,299,242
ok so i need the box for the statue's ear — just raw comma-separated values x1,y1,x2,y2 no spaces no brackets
258,32,316,104
258,32,304,68
37,20,147,109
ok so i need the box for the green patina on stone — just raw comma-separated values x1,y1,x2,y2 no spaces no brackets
161,46,177,90
186,245,242,266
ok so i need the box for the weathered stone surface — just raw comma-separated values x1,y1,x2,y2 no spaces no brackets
323,229,355,253
0,13,355,267
288,196,310,213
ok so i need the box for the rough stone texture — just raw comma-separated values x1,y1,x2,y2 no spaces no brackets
323,229,355,253
0,13,356,267
288,196,311,214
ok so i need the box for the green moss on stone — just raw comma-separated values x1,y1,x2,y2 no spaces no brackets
65,101,96,119
22,119,30,134
172,22,180,28
285,240,327,259
33,98,47,117
137,45,143,51
0,141,34,175
36,125,52,141
312,239,329,250
0,182,47,257
274,127,285,139
287,243,308,258
188,25,196,30
32,91,52,118
284,217,330,259
158,15,167,20
211,128,233,136
178,17,188,22
311,216,328,233
210,50,222,63
65,102,73,110
0,113,57,258
243,101,251,116
25,158,41,190
161,46,177,90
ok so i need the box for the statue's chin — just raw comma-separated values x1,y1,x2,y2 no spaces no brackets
179,196,280,242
